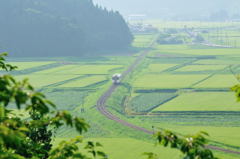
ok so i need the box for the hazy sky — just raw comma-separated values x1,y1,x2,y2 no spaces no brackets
93,0,240,19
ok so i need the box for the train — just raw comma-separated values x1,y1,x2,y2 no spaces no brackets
112,73,122,84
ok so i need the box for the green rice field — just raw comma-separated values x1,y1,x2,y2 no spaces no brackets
194,59,240,65
133,74,208,88
15,74,80,87
176,64,227,72
58,75,107,88
153,92,240,111
152,45,240,56
10,61,55,70
194,75,239,88
147,64,176,72
36,64,123,75
132,34,156,47
8,24,240,159
121,29,240,158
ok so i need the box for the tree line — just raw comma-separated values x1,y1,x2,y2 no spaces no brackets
0,0,133,57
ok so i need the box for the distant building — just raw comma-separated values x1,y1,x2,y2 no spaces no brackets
128,23,158,34
127,14,146,22
127,14,158,34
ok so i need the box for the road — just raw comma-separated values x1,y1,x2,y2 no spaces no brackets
96,41,240,155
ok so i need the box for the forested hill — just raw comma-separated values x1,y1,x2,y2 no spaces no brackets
0,0,133,57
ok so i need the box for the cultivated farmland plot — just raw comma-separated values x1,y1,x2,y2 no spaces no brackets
58,75,107,88
132,34,156,48
106,23,240,158
9,61,55,70
153,92,240,111
15,74,80,88
35,64,123,75
9,25,240,159
131,44,240,112
10,56,129,119
152,45,240,56
112,28,240,158
194,75,240,88
133,74,209,88
176,64,227,72
194,59,240,65
147,64,177,73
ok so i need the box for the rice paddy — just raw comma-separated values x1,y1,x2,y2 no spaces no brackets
194,75,239,88
120,28,240,158
58,75,107,88
147,64,177,73
10,61,55,70
133,74,208,88
132,34,156,47
9,23,240,159
176,64,227,72
36,64,123,75
15,74,80,87
153,92,240,111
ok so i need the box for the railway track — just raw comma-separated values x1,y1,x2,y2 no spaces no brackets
96,40,240,155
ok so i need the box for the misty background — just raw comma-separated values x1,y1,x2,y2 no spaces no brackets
93,0,240,21
1,0,240,57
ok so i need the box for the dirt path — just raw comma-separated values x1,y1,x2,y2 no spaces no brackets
96,39,240,155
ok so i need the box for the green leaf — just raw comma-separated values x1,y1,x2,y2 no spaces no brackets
97,151,108,159
0,103,6,119
96,142,103,147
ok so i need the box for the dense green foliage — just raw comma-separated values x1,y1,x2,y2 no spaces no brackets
0,0,133,57
153,131,217,159
0,53,107,159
